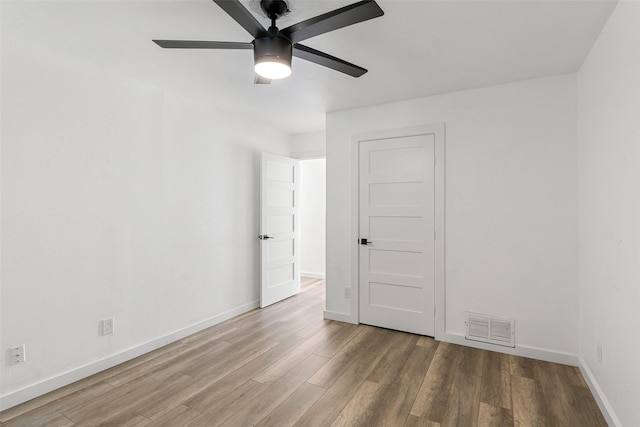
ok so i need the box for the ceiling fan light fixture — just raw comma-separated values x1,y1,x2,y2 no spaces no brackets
255,60,291,80
154,0,384,83
254,36,292,80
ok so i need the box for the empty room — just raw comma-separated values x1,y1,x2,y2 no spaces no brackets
1,0,638,426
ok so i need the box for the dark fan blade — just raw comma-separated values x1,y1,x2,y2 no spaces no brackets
213,0,266,39
293,44,367,77
153,40,253,49
282,0,383,44
254,75,271,84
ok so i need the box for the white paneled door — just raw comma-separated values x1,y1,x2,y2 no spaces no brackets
359,133,435,336
259,153,300,308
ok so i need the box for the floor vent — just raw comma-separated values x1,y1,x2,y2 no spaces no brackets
465,313,515,348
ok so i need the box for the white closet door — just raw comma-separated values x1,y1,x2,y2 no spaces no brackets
359,134,435,336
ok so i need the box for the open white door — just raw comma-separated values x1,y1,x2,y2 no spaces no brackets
259,153,300,308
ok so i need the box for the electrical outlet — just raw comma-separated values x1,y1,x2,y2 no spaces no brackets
344,287,351,298
102,318,114,336
597,344,602,363
9,344,26,365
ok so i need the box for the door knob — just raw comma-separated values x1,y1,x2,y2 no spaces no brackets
360,238,373,245
258,234,274,240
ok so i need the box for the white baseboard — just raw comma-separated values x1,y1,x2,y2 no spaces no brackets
323,310,356,324
0,300,259,412
578,356,622,427
301,272,326,279
436,332,579,366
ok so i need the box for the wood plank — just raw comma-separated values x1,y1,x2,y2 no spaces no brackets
480,351,512,410
145,405,202,427
328,332,418,426
366,332,419,384
177,324,240,347
295,318,332,338
105,339,232,388
254,383,326,427
277,298,325,323
181,338,279,380
457,344,485,377
558,363,588,388
136,374,225,420
306,326,380,388
511,375,549,427
570,384,608,426
534,360,583,425
2,410,75,427
62,372,193,425
508,355,536,380
182,335,305,412
416,336,437,347
293,328,398,427
534,360,578,402
0,381,114,426
183,380,268,427
218,353,329,427
410,342,461,422
477,402,514,427
252,322,348,385
368,342,437,426
312,322,361,358
330,380,380,427
90,412,151,427
440,371,482,427
0,369,121,423
404,414,442,427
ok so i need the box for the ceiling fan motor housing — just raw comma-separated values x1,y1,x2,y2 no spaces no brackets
254,36,293,67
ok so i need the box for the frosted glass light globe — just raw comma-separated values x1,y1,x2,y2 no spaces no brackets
255,61,291,80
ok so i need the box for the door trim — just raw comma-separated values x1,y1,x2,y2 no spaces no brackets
350,123,445,339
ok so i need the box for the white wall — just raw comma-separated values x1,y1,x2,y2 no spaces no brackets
299,159,326,279
289,131,326,159
326,75,579,358
577,2,640,426
0,36,290,409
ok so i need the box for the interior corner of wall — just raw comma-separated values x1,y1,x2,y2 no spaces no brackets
578,355,623,427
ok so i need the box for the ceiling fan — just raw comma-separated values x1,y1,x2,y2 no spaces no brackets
153,0,384,84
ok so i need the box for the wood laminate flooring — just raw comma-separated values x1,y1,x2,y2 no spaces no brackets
0,278,607,426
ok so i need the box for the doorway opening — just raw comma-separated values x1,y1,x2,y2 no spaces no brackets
299,158,326,285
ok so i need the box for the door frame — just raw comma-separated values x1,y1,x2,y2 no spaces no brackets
350,123,446,339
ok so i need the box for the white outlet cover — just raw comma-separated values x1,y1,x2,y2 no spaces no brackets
102,318,114,336
10,344,26,364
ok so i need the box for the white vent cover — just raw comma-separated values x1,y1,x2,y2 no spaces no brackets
465,313,515,348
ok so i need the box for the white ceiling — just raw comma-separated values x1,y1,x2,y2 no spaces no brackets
3,0,616,135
